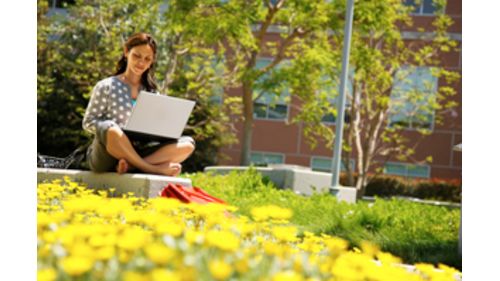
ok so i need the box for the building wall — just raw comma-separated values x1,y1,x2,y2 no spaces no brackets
219,0,462,180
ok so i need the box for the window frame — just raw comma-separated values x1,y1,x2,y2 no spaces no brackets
310,156,355,173
320,70,354,125
404,0,439,16
383,161,431,178
209,57,226,105
250,151,285,166
388,66,438,131
253,57,290,121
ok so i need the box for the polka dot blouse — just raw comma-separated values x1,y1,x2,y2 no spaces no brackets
82,76,157,135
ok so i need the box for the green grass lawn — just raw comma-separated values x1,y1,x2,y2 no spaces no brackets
186,168,461,270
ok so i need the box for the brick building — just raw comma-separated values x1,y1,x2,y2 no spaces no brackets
45,0,462,179
219,0,462,180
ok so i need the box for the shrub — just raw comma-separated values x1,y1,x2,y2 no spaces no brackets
364,175,461,203
411,178,462,203
37,0,238,172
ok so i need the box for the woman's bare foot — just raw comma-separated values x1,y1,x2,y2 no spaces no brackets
156,162,182,176
116,158,129,174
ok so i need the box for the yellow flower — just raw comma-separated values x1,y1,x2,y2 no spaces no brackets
68,242,94,260
150,269,181,281
330,252,376,281
325,236,349,254
186,202,223,217
102,233,118,246
37,268,56,281
206,230,240,252
438,263,461,276
415,263,459,280
360,241,380,257
235,220,256,237
60,256,93,276
155,220,184,237
365,264,422,281
272,271,304,281
94,246,115,261
123,209,144,224
97,190,108,197
208,259,233,280
88,235,106,248
55,227,76,248
36,180,461,281
272,226,298,242
96,199,132,218
293,256,304,273
303,231,314,237
251,205,292,221
150,197,182,213
123,270,151,281
297,237,323,254
118,249,133,263
179,266,198,281
263,241,282,256
117,227,151,251
37,212,51,229
235,258,249,274
38,244,52,258
51,211,71,224
42,232,56,244
376,252,402,265
185,230,204,245
144,243,175,265
62,195,103,213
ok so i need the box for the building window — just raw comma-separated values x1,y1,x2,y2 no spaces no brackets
254,95,288,120
250,152,284,166
310,156,355,173
253,58,289,120
181,56,225,104
209,58,226,105
321,71,353,124
404,0,438,15
389,66,437,130
383,162,430,178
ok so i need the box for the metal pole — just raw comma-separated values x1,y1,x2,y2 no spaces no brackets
331,0,355,188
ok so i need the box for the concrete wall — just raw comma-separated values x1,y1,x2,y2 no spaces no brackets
204,165,357,203
37,168,192,198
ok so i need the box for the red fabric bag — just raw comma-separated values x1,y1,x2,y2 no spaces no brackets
159,183,225,204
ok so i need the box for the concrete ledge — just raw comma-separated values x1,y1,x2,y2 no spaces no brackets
329,186,358,203
204,165,357,203
37,168,192,198
204,166,287,188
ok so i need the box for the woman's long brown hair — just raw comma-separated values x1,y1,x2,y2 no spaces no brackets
114,32,159,92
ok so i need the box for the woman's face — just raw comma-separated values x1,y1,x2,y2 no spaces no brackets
125,44,155,77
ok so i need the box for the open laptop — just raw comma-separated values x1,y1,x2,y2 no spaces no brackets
123,91,196,142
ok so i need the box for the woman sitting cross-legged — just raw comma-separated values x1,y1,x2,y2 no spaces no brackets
82,32,195,176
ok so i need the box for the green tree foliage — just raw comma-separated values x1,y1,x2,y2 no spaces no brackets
325,0,461,196
37,0,239,171
200,0,342,165
159,0,459,197
38,0,460,194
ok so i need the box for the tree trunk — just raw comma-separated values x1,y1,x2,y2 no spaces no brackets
240,81,254,165
352,85,365,196
355,172,369,200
